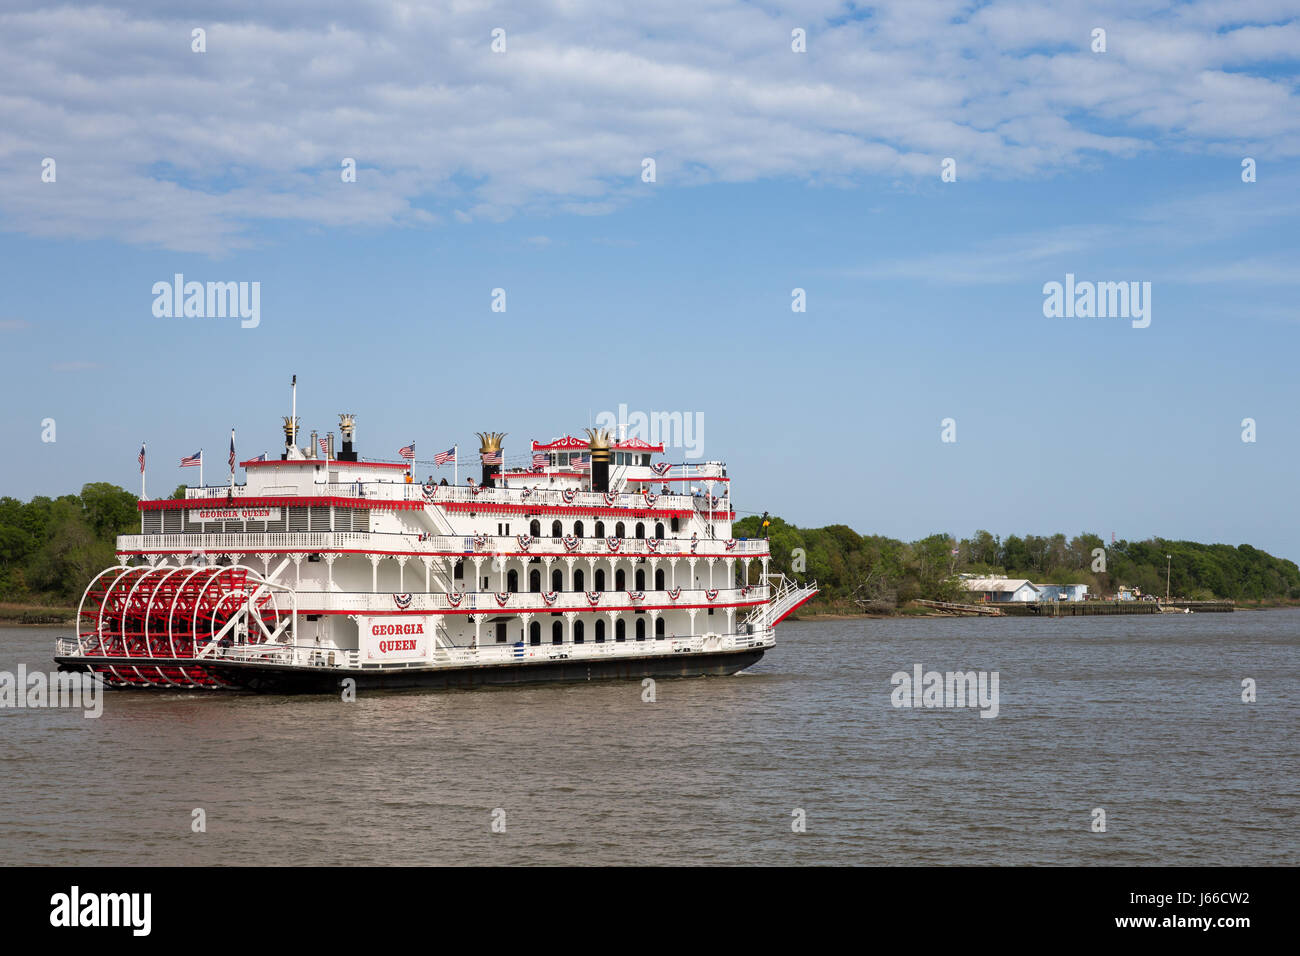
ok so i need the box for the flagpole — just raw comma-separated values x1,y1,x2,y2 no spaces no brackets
200,450,203,490
141,442,146,500
230,428,236,493
454,444,458,487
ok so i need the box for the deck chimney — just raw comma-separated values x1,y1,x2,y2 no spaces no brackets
308,430,319,458
326,432,336,460
586,428,612,493
281,417,299,459
476,432,505,487
338,414,358,461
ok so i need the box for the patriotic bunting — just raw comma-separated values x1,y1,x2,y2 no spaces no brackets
393,593,413,609
563,534,581,552
586,591,602,606
705,589,719,601
690,533,699,554
521,486,534,499
603,492,618,507
643,491,657,506
446,591,464,607
651,462,671,477
516,534,532,551
422,482,437,500
666,587,681,601
725,539,737,551
542,591,558,606
495,592,511,607
474,534,488,549
606,536,620,553
628,591,645,602
561,488,578,504
646,537,662,553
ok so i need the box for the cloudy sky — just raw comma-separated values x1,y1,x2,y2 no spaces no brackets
2,1,1298,558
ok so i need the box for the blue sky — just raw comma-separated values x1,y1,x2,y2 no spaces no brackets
1,1,1298,559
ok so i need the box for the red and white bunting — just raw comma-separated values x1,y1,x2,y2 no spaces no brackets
586,590,602,606
495,592,511,607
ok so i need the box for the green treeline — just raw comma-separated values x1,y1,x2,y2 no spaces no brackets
0,483,141,603
733,516,1300,608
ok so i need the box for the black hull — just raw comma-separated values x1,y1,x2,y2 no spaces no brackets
55,647,766,695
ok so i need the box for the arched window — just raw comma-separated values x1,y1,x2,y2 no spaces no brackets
507,569,519,592
615,569,626,591
574,520,584,537
655,522,664,539
635,617,646,641
595,619,606,643
594,521,605,538
615,618,626,642
595,569,606,591
671,517,679,533
635,522,645,539
552,620,563,645
655,568,665,590
655,617,665,639
615,521,625,538
573,569,584,591
529,569,541,593
552,568,563,592
573,619,584,644
635,569,645,590
530,519,541,537
551,520,562,538
529,621,541,646
453,560,464,580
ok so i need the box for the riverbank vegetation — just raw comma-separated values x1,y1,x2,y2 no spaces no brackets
733,516,1300,614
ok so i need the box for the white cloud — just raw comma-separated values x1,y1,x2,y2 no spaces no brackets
0,1,1296,252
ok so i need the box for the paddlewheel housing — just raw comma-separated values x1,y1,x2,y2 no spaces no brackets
66,562,297,689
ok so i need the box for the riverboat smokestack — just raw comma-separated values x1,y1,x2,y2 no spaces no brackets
586,427,611,493
281,416,299,459
338,414,357,461
326,432,335,459
308,430,318,459
476,432,505,487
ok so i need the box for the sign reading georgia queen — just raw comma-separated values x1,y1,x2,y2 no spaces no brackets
363,617,430,662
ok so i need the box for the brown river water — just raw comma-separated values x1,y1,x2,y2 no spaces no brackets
1,611,1296,865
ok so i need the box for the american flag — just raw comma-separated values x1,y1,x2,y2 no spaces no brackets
434,447,456,466
249,453,267,462
318,437,329,458
229,433,236,470
138,442,146,474
574,453,590,469
398,442,415,460
180,450,202,467
481,449,502,465
532,452,548,470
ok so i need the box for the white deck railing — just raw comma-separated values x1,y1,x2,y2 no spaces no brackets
116,531,769,559
289,585,768,613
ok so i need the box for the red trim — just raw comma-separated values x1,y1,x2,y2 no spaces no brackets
439,501,734,519
241,458,411,470
651,476,730,483
139,496,426,511
771,591,818,626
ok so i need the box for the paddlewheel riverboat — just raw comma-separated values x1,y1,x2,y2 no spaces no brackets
54,399,817,692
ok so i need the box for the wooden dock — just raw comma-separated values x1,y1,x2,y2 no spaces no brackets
915,599,1005,616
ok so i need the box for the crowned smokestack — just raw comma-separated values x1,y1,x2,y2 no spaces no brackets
338,414,357,461
477,432,505,488
281,417,299,459
586,428,611,493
